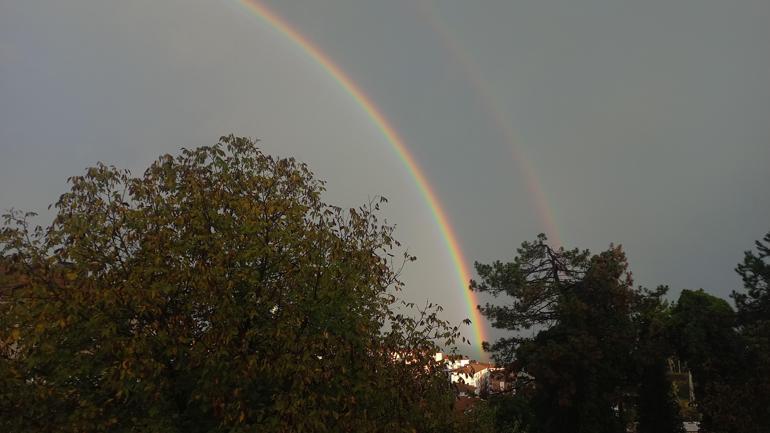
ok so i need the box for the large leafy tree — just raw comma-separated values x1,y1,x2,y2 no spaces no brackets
472,235,680,433
0,136,458,433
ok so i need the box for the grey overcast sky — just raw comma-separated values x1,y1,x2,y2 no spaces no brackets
1,0,768,357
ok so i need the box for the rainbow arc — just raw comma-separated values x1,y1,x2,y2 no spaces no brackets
234,1,489,352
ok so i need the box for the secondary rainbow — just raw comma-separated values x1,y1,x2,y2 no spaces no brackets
233,1,488,350
416,0,563,246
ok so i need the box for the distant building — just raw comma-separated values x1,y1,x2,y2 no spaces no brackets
487,368,515,394
435,352,471,370
450,362,501,396
435,352,517,413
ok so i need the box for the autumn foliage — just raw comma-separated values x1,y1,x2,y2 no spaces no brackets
0,136,459,432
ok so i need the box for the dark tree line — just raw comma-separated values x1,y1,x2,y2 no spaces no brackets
0,135,766,432
471,233,770,433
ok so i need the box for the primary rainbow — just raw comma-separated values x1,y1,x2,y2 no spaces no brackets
233,1,488,351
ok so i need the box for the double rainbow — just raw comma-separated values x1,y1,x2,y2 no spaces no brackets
234,1,488,351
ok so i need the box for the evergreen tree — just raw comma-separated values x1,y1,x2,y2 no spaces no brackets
472,236,666,433
731,231,770,432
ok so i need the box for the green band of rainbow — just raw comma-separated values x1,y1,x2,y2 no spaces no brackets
234,1,488,351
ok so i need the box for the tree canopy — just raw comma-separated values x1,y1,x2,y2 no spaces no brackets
1,134,767,433
0,136,460,433
664,232,770,433
472,232,770,433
